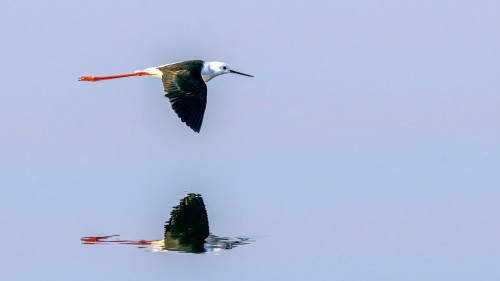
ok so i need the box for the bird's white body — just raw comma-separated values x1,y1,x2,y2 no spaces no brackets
137,61,232,82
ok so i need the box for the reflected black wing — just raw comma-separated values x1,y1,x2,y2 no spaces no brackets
165,193,209,244
159,62,207,133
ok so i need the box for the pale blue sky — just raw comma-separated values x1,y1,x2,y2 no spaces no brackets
1,0,499,280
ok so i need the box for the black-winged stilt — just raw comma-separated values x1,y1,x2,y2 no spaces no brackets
79,60,253,132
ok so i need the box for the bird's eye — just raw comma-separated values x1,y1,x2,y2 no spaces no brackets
222,66,227,70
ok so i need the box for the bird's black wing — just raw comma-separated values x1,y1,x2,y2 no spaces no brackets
159,64,207,133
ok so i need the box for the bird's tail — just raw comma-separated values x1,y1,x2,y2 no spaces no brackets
135,67,163,78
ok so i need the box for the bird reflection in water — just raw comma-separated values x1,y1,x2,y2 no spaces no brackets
81,193,253,254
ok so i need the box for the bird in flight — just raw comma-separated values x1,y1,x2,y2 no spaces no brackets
79,60,253,132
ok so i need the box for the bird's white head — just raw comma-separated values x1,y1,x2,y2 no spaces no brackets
201,61,253,82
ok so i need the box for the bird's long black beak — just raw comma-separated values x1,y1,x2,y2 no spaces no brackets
230,70,254,77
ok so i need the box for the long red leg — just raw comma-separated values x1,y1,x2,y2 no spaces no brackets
78,71,151,82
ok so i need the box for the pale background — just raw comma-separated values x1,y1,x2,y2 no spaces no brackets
1,0,499,280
